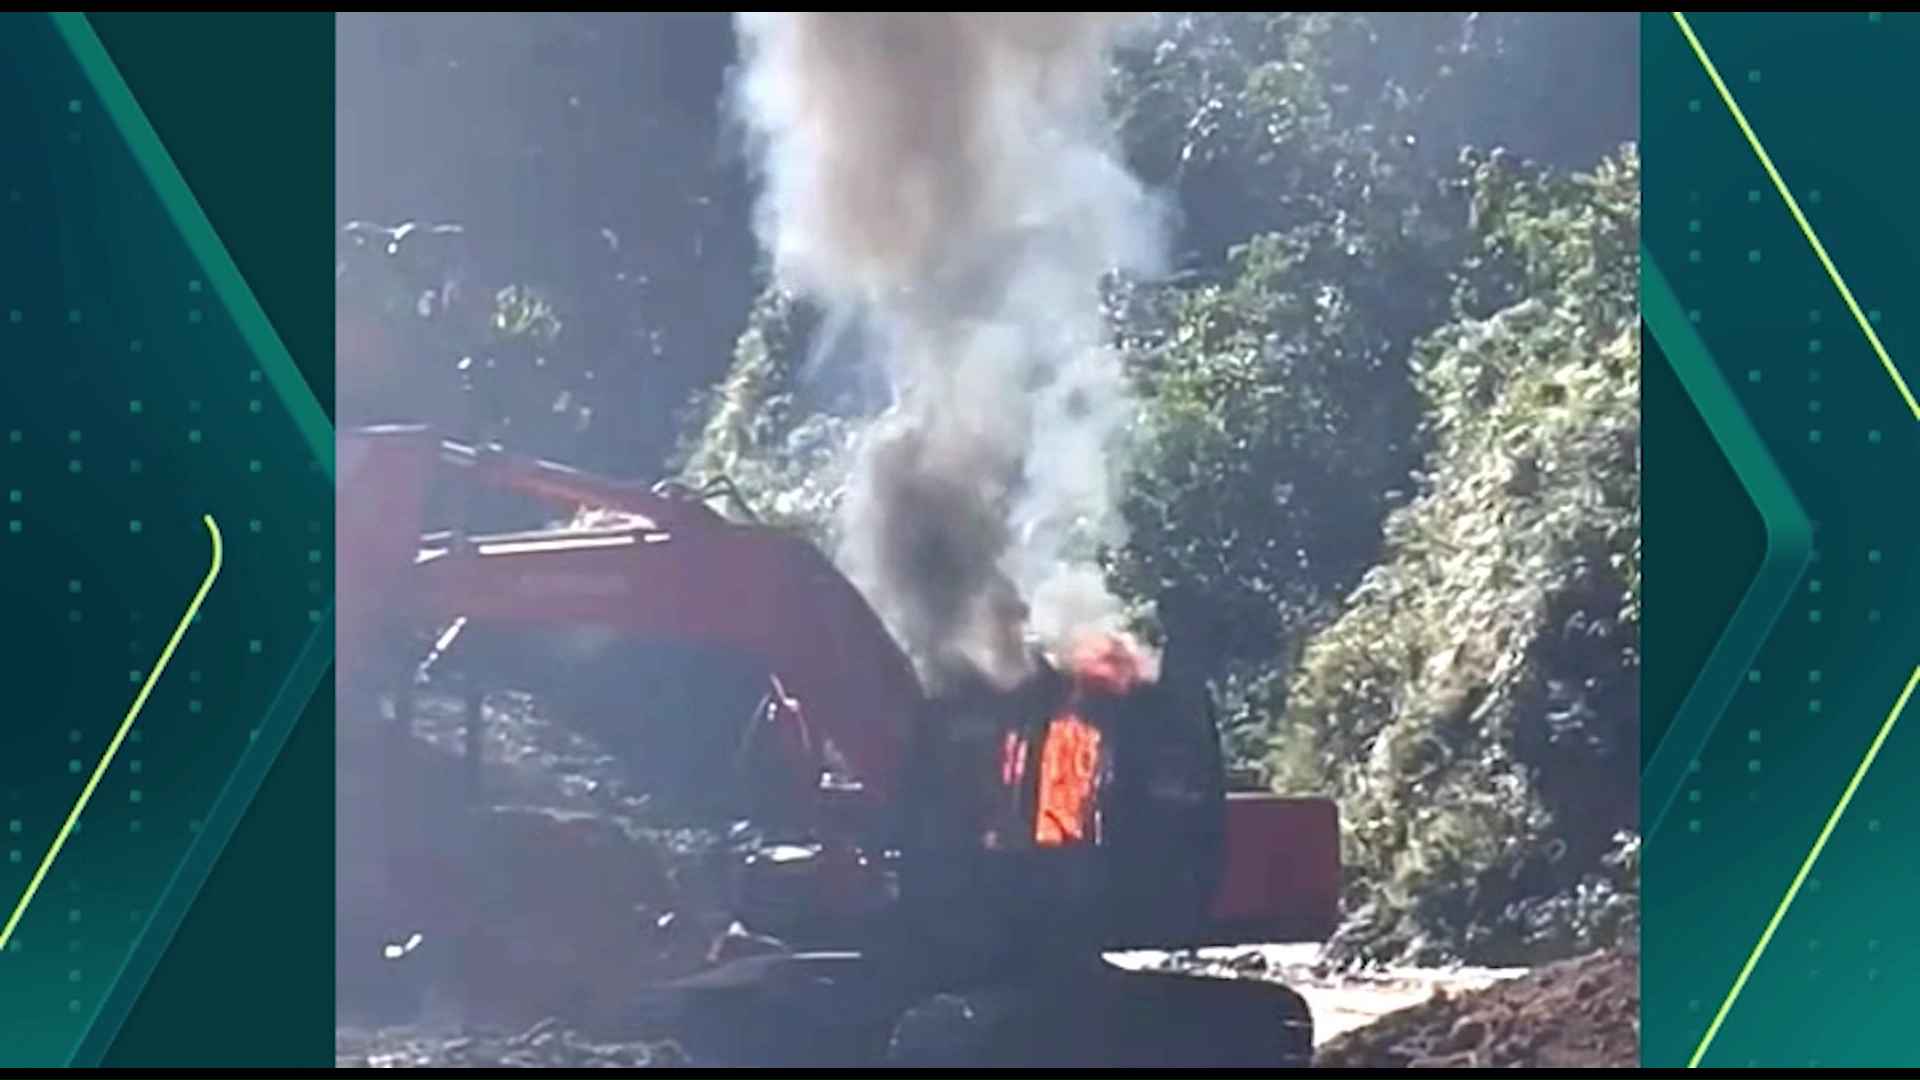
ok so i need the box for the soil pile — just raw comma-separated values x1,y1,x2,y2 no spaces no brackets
335,696,727,1034
334,1020,686,1069
1313,947,1637,1069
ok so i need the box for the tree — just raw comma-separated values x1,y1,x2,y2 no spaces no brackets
1272,147,1640,965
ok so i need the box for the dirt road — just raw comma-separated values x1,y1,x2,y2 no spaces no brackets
1109,944,1529,1045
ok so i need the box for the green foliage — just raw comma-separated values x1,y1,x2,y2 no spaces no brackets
1104,14,1640,965
678,287,855,539
1271,147,1639,965
1113,221,1434,672
335,223,594,447
1108,13,1595,680
492,284,564,345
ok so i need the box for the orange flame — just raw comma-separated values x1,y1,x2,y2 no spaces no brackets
1033,713,1101,845
1001,729,1026,787
1063,630,1159,696
1025,631,1160,847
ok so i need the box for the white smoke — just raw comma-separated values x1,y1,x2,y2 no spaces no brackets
732,12,1166,692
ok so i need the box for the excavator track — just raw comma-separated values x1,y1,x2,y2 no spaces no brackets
887,963,1315,1069
659,950,1313,1068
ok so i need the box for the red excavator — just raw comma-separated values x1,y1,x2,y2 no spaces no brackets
334,224,1343,1068
337,425,1341,1067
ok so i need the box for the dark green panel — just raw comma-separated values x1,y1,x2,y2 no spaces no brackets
100,680,335,1068
85,13,337,414
1640,323,1764,767
25,12,336,1068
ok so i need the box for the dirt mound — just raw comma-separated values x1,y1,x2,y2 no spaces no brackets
1314,948,1636,1068
335,697,732,1033
335,1020,686,1069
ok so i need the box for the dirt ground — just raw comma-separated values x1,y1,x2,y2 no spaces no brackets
1313,947,1638,1069
335,1022,687,1069
335,948,1638,1069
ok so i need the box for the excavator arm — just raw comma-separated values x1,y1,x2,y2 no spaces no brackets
338,425,926,816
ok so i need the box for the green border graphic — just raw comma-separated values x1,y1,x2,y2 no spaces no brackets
1644,12,1920,1068
1689,664,1920,1066
50,16,333,478
0,12,333,1067
0,516,224,957
1640,259,1811,834
1670,12,1919,422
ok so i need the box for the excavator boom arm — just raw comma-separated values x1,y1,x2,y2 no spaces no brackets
338,425,925,808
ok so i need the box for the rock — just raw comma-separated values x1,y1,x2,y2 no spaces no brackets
1442,1015,1486,1052
1227,950,1269,975
1409,1050,1478,1068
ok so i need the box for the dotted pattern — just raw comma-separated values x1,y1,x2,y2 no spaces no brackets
0,15,330,1067
1646,13,1920,1069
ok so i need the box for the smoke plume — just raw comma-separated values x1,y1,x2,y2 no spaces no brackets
732,12,1165,693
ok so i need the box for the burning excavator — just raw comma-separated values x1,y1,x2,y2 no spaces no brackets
337,416,1343,1067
